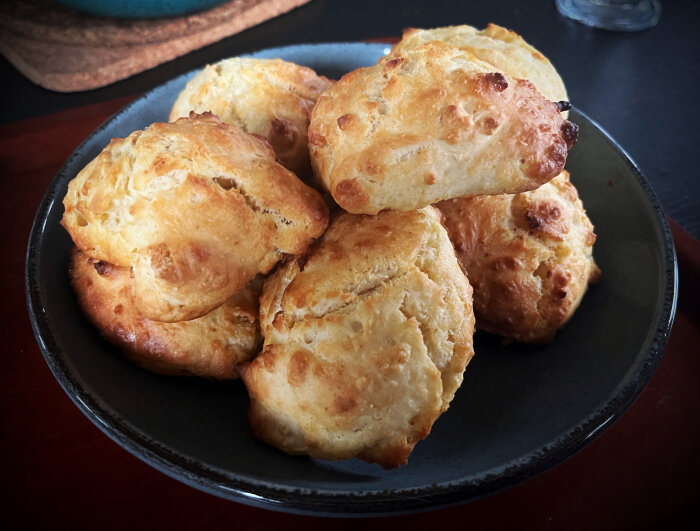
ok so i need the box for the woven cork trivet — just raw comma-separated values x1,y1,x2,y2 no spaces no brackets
0,0,311,92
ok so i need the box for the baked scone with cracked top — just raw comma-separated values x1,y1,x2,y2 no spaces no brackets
70,247,262,379
437,171,600,343
62,113,328,322
308,41,578,214
170,57,333,177
393,23,569,117
237,207,475,468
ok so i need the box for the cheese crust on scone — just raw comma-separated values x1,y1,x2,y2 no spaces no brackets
70,247,262,379
393,23,569,116
308,42,578,214
62,113,328,322
438,171,600,343
238,207,475,468
170,57,333,178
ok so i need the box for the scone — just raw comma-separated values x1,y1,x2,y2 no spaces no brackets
237,207,475,468
70,247,262,379
437,171,600,343
62,112,328,322
170,57,333,177
393,23,569,117
308,41,578,214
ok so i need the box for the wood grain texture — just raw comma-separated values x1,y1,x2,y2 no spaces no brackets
0,0,311,92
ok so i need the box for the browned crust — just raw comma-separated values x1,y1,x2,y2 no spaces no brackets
308,42,577,214
438,171,599,343
61,112,328,322
239,207,475,468
169,57,333,179
69,247,262,379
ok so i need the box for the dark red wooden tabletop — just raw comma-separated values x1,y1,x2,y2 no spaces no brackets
2,96,699,530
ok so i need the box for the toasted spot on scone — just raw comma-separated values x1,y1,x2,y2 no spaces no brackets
69,247,262,379
287,350,311,386
518,197,568,239
477,71,509,92
336,113,355,130
437,171,599,343
239,207,475,468
333,179,369,212
560,121,580,149
476,115,500,135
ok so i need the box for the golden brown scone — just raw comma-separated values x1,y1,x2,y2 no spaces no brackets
393,24,569,117
169,57,333,177
238,207,475,469
62,113,328,322
308,41,578,214
69,247,262,379
437,171,600,343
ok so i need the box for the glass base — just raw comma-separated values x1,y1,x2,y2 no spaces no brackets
556,0,661,31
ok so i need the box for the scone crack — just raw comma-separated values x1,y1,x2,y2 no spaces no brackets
394,144,428,165
215,104,248,132
363,85,389,136
532,258,553,314
396,292,440,372
258,67,319,106
284,269,406,327
273,256,455,335
211,175,293,227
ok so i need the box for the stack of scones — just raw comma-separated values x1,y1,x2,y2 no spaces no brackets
61,24,599,469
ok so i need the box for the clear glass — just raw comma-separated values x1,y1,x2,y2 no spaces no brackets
556,0,661,31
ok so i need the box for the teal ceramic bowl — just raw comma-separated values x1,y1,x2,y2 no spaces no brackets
56,0,228,18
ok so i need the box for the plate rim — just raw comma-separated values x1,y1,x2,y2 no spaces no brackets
25,42,678,516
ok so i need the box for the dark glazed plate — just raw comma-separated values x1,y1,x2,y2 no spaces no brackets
26,43,677,516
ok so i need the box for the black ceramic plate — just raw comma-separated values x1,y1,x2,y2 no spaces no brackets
26,43,677,517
